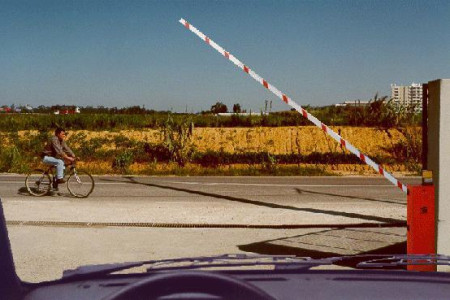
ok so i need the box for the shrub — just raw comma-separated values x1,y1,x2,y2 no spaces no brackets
144,143,171,162
194,150,226,168
162,114,195,167
0,146,29,173
382,127,422,173
112,150,134,173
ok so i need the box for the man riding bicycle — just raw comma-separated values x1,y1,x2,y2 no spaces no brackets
41,127,76,184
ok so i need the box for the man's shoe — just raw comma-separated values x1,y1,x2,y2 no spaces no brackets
56,178,66,184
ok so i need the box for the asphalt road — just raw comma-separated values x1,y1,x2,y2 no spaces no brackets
1,175,420,282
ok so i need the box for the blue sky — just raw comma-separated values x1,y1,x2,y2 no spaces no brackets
1,0,449,112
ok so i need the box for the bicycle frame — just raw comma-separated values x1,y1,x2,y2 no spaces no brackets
26,161,94,198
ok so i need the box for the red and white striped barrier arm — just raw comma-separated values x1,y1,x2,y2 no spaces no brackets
179,18,408,194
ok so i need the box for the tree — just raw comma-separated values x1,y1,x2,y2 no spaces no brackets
232,103,242,113
210,102,228,114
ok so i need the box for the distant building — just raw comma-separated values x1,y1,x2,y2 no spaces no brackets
334,100,369,107
391,83,422,112
216,112,267,116
0,106,12,113
54,106,81,115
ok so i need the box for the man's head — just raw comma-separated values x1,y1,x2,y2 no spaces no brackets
55,127,66,141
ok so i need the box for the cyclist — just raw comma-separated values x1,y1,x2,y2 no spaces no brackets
41,127,76,184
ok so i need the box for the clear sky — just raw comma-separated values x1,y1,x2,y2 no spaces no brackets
1,0,449,112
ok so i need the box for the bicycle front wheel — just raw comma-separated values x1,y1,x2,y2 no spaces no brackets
25,169,52,196
67,170,95,198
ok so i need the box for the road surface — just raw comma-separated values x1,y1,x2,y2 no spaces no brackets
0,175,420,282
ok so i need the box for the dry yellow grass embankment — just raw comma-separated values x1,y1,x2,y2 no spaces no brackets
14,127,419,175
19,126,419,157
191,126,415,156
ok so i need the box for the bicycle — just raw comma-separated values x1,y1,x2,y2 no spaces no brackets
25,160,95,198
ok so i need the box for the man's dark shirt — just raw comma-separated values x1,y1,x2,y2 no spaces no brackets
42,136,75,159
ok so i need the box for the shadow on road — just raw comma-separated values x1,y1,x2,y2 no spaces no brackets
238,229,407,269
295,188,406,206
17,187,30,196
100,176,405,224
17,186,72,198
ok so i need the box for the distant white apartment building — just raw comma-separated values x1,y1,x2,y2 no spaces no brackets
391,83,423,112
334,100,369,107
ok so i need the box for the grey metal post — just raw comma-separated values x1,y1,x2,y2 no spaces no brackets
427,79,450,271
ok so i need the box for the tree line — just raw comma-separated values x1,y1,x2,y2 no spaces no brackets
0,95,421,131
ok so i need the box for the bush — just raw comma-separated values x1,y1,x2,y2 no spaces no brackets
193,150,227,168
382,127,422,173
144,143,172,162
192,151,375,166
0,146,29,173
112,150,134,173
162,114,195,167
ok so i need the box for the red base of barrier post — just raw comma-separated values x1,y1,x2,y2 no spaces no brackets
407,185,436,271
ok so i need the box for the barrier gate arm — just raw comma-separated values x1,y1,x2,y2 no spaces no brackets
179,18,408,194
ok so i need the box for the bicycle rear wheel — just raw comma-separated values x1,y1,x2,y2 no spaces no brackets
67,169,95,198
25,169,52,196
